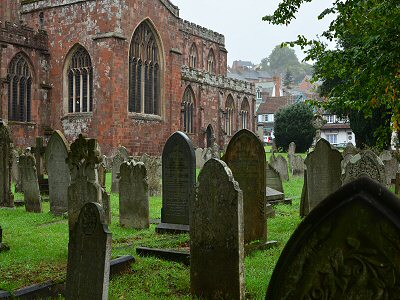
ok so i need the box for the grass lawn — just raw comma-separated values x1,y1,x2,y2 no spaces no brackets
0,171,304,299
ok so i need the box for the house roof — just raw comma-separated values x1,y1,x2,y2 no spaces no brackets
257,96,294,114
322,123,352,130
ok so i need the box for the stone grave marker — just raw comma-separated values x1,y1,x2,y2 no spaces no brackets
195,148,205,168
266,163,283,193
98,162,107,189
270,153,289,181
11,149,22,193
31,136,48,194
379,150,398,186
66,134,111,231
224,129,266,244
111,146,129,193
267,177,400,299
289,154,305,176
342,150,386,185
299,169,308,217
119,159,149,229
19,152,42,213
0,120,14,208
66,202,112,300
139,154,161,196
341,143,359,169
191,159,245,300
156,131,195,233
288,142,296,155
45,130,70,215
304,138,342,215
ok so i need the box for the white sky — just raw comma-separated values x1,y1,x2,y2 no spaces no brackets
171,0,336,67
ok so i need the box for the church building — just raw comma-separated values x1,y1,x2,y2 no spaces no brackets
0,0,255,155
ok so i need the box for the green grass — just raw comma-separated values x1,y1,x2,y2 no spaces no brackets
1,172,304,299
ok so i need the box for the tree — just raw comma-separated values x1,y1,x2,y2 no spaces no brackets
283,68,294,89
274,103,315,152
263,0,400,149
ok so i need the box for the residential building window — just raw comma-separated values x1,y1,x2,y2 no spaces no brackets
67,46,93,113
225,95,234,135
207,49,215,74
189,43,197,69
326,115,335,123
240,98,250,129
327,134,337,144
7,53,32,122
129,21,161,115
256,88,262,99
182,86,195,133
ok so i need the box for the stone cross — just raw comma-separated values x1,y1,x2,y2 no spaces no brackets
66,202,112,300
19,151,42,212
191,159,245,299
0,120,14,208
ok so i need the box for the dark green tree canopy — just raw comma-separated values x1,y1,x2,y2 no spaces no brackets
274,103,315,152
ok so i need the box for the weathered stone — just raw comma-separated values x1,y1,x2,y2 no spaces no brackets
379,150,398,186
11,149,22,193
267,177,400,299
119,159,149,229
300,169,308,217
111,146,129,193
195,148,205,168
45,130,70,215
140,154,162,196
19,152,42,213
303,139,343,215
312,114,325,143
31,136,48,194
289,154,305,176
288,142,296,155
156,131,195,233
0,120,14,208
66,202,112,300
224,129,266,244
342,150,386,185
66,134,110,231
98,162,107,189
266,163,283,193
266,187,284,203
270,154,289,181
341,143,359,170
191,158,245,300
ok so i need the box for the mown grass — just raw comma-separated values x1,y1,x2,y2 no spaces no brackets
0,170,304,299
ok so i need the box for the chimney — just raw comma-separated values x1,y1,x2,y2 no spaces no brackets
273,76,282,97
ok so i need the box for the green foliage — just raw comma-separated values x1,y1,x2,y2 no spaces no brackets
274,103,315,152
263,0,400,149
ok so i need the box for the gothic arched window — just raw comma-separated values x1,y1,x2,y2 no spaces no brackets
207,49,215,74
240,98,250,130
225,95,235,136
7,53,32,122
182,86,195,133
67,46,93,113
189,43,197,68
129,21,161,115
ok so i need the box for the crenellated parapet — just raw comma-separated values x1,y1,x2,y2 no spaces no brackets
181,66,254,95
0,21,48,52
179,19,225,45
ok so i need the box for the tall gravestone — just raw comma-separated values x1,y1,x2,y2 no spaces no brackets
66,202,112,300
270,154,289,181
266,163,283,193
19,152,42,212
342,150,386,185
111,146,129,193
191,159,245,299
66,134,111,231
224,129,266,244
267,177,400,299
156,131,195,233
31,136,48,194
45,130,70,215
0,120,14,208
303,138,342,214
119,159,149,229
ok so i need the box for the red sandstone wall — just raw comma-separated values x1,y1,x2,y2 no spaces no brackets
0,0,20,22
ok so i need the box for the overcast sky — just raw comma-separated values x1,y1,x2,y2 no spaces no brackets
171,0,336,67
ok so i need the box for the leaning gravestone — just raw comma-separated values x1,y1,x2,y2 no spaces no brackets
66,134,111,231
266,177,400,299
66,202,112,300
379,150,398,186
119,159,149,229
156,131,195,233
0,120,14,208
342,150,386,185
111,146,129,193
224,129,266,244
304,138,342,215
289,154,305,176
270,154,289,181
266,163,283,193
45,130,70,215
288,142,296,155
191,159,245,299
19,152,42,213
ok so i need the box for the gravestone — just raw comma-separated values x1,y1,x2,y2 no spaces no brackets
11,149,22,193
156,131,195,233
270,154,289,181
342,150,386,185
288,142,296,155
66,134,111,231
111,146,129,193
140,154,162,196
98,162,107,189
341,143,359,169
195,148,205,168
379,150,398,186
289,154,305,176
66,202,112,300
299,169,308,217
45,130,70,215
191,159,245,299
31,136,48,194
266,163,283,193
19,152,42,213
266,177,400,299
119,159,149,229
224,129,266,244
304,138,343,214
0,120,14,208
